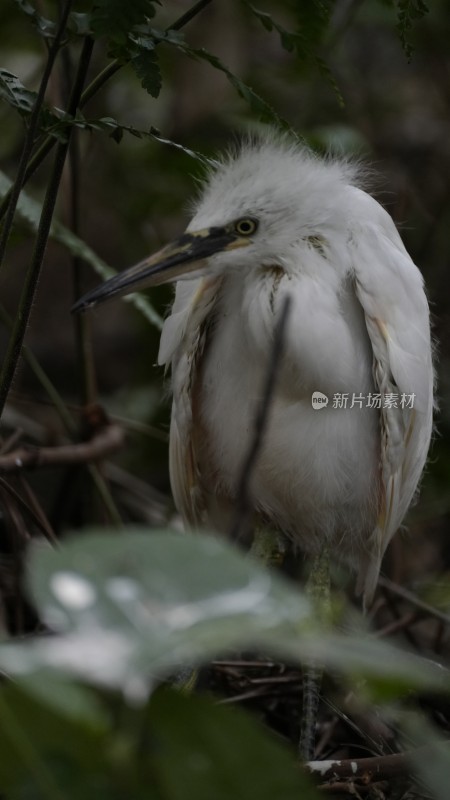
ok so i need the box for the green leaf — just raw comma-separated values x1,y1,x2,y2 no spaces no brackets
91,0,160,45
0,170,163,330
35,111,212,167
14,0,92,39
396,0,429,58
20,529,313,686
0,529,311,689
402,712,450,800
13,0,56,38
148,688,319,800
189,47,293,132
0,676,111,799
154,30,295,133
0,68,65,135
0,529,446,698
67,12,92,37
131,48,162,97
245,4,343,106
0,68,40,117
0,676,319,799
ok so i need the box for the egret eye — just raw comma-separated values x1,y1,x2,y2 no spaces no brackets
234,217,258,236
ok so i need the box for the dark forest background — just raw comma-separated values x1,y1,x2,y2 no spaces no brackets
0,2,449,798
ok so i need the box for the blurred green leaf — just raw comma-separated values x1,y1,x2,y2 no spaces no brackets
0,676,319,799
0,529,446,698
147,687,319,800
402,712,450,800
0,676,111,800
396,0,429,58
14,529,312,688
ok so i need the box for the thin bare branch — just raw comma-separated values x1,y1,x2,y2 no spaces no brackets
0,478,56,543
0,424,124,473
230,295,292,539
379,575,450,627
0,36,94,418
307,743,450,783
0,0,73,264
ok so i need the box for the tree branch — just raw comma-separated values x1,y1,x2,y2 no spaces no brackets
307,743,450,784
0,424,124,473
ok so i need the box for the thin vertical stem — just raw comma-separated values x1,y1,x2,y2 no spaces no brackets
69,131,98,406
61,46,97,407
0,0,73,267
0,37,94,419
230,295,292,540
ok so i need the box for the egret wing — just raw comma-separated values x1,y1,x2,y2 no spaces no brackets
159,277,220,525
349,189,433,602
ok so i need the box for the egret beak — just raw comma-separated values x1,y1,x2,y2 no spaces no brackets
71,227,248,313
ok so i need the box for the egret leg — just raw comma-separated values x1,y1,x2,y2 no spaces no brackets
173,527,285,693
172,665,198,693
299,546,331,761
249,525,286,568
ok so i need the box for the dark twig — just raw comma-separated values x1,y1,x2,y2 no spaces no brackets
306,743,450,783
0,0,73,264
17,475,57,543
218,687,272,704
0,423,124,473
0,36,94,419
379,575,450,627
169,0,214,31
374,610,419,638
230,295,292,539
319,779,389,795
61,43,98,407
0,477,56,542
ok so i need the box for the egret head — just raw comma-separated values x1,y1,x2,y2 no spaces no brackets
72,136,358,313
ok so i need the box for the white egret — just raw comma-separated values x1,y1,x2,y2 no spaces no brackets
73,134,434,755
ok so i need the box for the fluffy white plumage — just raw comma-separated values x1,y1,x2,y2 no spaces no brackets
73,134,433,606
158,136,433,605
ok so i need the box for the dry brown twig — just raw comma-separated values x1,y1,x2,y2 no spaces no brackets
0,424,125,473
379,576,450,627
307,742,450,784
